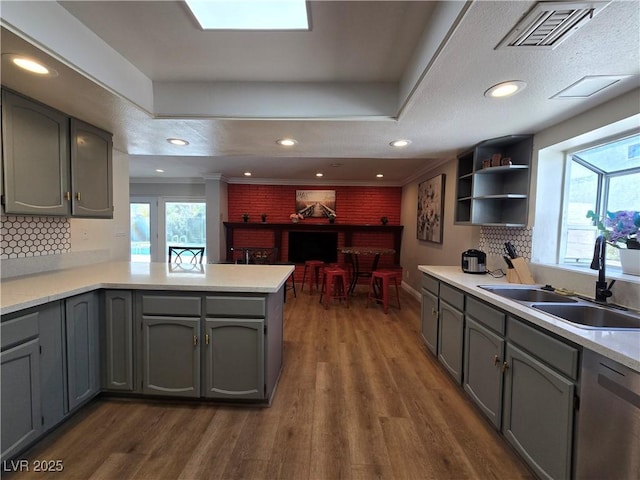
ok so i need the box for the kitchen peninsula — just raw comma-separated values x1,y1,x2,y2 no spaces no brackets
1,262,292,462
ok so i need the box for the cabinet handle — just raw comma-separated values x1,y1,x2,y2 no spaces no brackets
75,192,81,201
193,335,198,347
65,191,71,201
493,354,500,366
205,334,210,345
431,308,437,317
502,362,509,373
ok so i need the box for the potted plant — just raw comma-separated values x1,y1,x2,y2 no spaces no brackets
328,212,336,224
261,213,267,223
242,213,249,222
380,216,388,225
587,210,640,275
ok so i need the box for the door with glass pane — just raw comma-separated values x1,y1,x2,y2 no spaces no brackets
131,199,155,262
163,201,206,263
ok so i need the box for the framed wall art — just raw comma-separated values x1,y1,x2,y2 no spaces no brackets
417,174,445,243
295,190,336,218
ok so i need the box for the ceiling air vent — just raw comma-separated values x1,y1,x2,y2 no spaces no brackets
497,1,611,50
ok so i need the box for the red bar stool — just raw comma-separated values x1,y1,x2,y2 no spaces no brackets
366,269,401,314
301,260,324,293
319,267,349,309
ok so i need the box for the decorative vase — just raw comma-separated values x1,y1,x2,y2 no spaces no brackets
329,218,335,224
619,248,640,276
243,217,249,223
261,215,267,223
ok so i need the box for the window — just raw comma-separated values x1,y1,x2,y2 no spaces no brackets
130,197,206,263
561,132,640,267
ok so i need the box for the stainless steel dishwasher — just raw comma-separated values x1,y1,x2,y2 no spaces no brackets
575,350,640,479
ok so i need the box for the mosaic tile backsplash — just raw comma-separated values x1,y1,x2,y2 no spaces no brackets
1,216,71,259
479,226,533,260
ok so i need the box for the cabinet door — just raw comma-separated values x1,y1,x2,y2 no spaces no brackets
1,339,41,461
69,118,113,218
463,318,504,429
142,317,200,397
420,289,438,355
438,300,464,384
204,318,264,400
502,344,574,480
103,291,133,391
38,302,66,431
1,90,70,215
66,292,100,411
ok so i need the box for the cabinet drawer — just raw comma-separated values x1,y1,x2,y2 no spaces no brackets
206,296,266,318
440,284,464,311
141,295,202,317
422,275,439,296
507,317,579,380
466,297,505,334
1,311,39,350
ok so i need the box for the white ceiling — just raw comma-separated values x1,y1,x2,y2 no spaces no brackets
1,0,639,185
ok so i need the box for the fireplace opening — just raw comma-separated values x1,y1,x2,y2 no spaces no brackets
288,231,338,264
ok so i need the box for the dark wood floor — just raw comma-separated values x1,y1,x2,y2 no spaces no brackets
7,287,534,480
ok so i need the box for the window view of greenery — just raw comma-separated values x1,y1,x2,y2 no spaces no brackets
131,203,151,262
563,133,640,267
165,202,206,261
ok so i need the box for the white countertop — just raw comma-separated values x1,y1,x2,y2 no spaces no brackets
419,265,640,372
1,262,294,315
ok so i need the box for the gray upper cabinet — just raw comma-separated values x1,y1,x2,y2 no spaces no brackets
1,89,113,218
66,292,100,411
103,291,134,391
455,135,533,226
1,89,70,215
69,118,113,218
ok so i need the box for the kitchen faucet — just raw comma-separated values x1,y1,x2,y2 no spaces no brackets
590,234,616,302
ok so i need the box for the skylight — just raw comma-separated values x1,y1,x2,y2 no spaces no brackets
185,0,309,31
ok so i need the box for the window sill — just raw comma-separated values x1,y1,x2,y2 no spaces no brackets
532,262,640,285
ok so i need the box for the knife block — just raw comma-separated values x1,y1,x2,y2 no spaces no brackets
507,258,536,284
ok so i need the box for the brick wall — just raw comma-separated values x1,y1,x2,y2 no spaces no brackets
227,184,403,282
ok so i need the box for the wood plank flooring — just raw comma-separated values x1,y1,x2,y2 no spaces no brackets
6,287,534,480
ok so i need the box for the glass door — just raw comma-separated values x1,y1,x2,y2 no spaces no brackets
162,201,206,262
130,199,155,262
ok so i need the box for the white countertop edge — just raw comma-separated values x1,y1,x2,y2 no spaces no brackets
1,263,294,315
418,265,640,372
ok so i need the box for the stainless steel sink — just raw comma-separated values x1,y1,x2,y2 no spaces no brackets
479,286,578,303
533,304,640,329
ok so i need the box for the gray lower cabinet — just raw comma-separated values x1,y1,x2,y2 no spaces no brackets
65,292,100,411
463,318,505,429
1,338,41,461
438,299,464,383
142,317,201,397
502,343,574,480
1,89,70,215
102,290,134,391
204,318,264,399
37,302,66,431
420,287,438,355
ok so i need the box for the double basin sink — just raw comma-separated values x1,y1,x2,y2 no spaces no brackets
479,285,640,329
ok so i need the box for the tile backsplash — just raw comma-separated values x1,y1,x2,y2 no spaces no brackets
479,226,533,260
1,215,71,259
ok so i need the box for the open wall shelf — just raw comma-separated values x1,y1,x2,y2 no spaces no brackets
454,135,533,226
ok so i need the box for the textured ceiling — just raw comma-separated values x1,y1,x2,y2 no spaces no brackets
1,0,639,185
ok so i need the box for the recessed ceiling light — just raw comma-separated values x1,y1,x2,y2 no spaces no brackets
244,172,252,176
4,54,58,77
316,173,324,177
390,139,411,148
167,138,189,146
376,174,384,178
155,169,165,173
185,0,309,31
484,80,527,98
276,138,297,146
